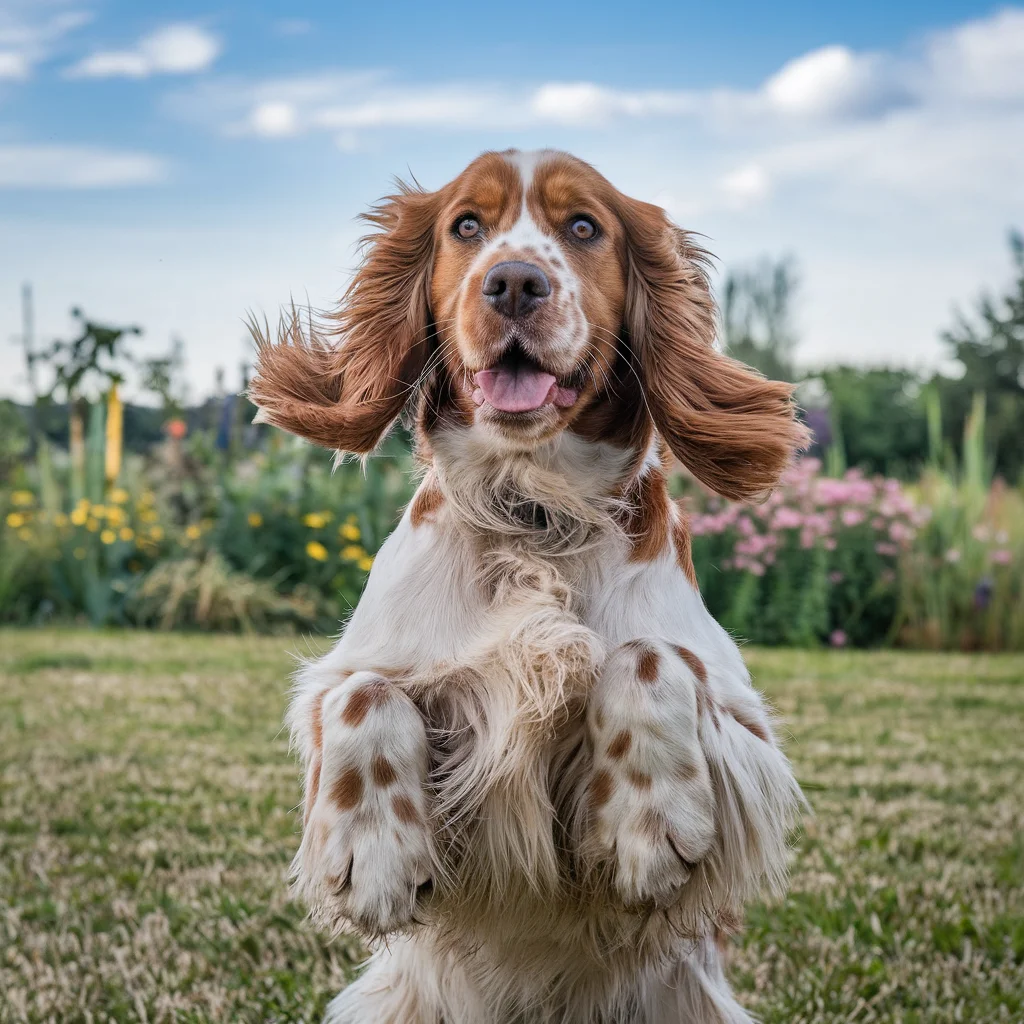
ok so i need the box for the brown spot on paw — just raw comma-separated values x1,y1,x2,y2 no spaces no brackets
371,754,398,787
391,794,420,824
626,768,652,790
342,679,391,727
589,769,614,808
636,645,660,683
606,730,632,760
637,807,663,841
330,766,363,810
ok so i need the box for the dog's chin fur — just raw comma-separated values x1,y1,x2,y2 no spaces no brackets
248,149,807,1024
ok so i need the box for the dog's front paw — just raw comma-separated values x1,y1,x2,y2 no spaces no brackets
294,672,434,936
583,640,716,907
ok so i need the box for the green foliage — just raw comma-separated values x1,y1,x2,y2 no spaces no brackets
815,367,929,477
721,257,798,381
938,230,1024,483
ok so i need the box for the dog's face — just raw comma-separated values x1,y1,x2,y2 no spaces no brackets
428,151,627,447
250,149,806,501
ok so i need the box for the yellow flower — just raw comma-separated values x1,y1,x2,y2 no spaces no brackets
139,508,159,523
303,512,327,529
73,547,87,560
306,540,329,561
100,529,117,545
54,513,68,528
110,488,130,504
86,518,100,532
357,555,374,572
70,507,88,526
185,524,202,540
341,544,365,561
119,527,134,542
5,512,25,529
18,528,33,542
247,512,263,528
11,490,34,506
140,490,155,504
149,526,164,541
340,522,361,541
91,504,108,519
105,506,124,526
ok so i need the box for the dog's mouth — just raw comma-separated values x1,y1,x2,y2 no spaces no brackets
472,343,580,414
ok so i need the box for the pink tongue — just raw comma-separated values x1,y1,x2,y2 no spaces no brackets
474,367,557,413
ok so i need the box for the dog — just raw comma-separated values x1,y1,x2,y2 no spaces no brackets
248,149,808,1024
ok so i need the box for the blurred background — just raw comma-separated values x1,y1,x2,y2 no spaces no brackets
1,0,1022,646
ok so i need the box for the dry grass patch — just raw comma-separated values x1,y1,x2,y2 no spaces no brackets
1,632,1022,1022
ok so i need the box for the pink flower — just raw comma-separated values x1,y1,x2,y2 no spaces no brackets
841,508,865,528
830,630,847,648
875,542,898,556
972,524,991,543
747,561,766,576
889,521,914,544
823,537,837,551
945,549,962,564
991,549,1012,566
738,516,756,537
828,571,844,584
773,507,803,530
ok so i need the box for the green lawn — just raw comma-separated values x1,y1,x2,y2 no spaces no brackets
1,631,1022,1024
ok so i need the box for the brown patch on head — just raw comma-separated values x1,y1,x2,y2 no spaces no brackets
619,468,671,563
409,476,445,527
626,768,652,790
304,755,322,824
341,678,391,727
636,645,661,683
589,769,614,809
371,754,398,787
329,766,363,810
391,793,420,824
727,704,771,744
672,499,698,587
606,730,632,760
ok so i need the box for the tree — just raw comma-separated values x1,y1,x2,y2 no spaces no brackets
720,257,798,381
937,230,1024,482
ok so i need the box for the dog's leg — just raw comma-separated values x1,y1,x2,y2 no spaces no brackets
580,638,716,906
291,667,434,937
580,637,801,914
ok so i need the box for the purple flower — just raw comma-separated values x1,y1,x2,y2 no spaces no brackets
830,629,847,648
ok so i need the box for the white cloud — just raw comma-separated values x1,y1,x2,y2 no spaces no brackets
761,45,886,117
68,23,220,79
530,82,697,124
0,5,88,80
249,99,298,137
0,144,166,187
719,164,771,208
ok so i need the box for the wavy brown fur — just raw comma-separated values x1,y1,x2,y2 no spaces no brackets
612,194,809,502
247,181,444,453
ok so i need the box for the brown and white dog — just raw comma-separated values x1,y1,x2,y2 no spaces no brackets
249,149,808,1024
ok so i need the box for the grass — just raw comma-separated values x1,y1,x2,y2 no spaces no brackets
1,632,1022,1023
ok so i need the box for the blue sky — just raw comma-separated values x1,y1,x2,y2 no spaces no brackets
2,0,1023,402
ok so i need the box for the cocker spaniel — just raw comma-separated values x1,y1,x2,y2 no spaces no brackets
249,149,808,1024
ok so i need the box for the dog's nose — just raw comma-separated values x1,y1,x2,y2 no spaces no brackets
482,261,551,318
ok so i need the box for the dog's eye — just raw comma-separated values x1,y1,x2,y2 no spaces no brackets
455,216,480,239
570,217,597,240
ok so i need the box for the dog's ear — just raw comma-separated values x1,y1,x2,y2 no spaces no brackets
614,194,808,501
248,182,442,454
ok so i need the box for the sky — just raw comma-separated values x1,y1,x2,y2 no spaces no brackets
1,0,1023,404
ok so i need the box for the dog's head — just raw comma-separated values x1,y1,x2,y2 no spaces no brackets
250,149,806,500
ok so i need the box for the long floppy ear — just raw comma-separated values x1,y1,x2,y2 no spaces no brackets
248,182,441,453
617,195,808,501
